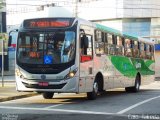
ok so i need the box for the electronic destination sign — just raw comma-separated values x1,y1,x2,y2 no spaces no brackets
23,18,74,28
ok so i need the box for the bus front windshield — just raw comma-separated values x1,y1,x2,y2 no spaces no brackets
17,31,76,65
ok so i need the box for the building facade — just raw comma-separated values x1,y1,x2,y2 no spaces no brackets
78,0,160,42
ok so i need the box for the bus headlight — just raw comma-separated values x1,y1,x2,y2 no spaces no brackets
64,68,78,79
15,69,24,79
15,69,21,76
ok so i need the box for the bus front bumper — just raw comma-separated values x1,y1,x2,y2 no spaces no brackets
15,76,79,93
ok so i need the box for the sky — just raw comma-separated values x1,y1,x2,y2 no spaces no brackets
6,0,77,13
6,0,98,10
7,0,46,8
6,0,77,26
6,0,74,6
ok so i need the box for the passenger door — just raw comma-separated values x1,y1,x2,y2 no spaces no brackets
79,26,94,93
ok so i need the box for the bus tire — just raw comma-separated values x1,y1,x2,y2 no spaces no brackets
42,92,54,99
87,80,99,100
125,75,140,92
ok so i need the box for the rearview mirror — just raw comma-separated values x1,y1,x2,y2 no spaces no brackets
8,35,12,47
84,36,89,48
81,35,89,48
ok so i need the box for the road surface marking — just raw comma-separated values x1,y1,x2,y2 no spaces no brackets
117,95,160,114
44,104,64,109
0,106,114,115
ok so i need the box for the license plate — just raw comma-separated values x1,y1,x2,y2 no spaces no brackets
38,82,49,86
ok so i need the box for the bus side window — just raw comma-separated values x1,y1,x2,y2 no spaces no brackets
95,30,105,55
133,41,139,58
131,40,134,57
150,45,154,60
140,43,145,58
125,39,132,57
108,34,115,55
102,32,105,42
144,44,147,59
113,35,117,55
146,44,151,59
122,37,125,55
116,36,123,56
104,33,108,54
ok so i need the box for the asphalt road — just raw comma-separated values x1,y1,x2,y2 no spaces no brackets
0,81,160,120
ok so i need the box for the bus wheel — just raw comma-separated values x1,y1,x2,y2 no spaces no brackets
125,75,140,92
42,92,54,99
87,81,99,100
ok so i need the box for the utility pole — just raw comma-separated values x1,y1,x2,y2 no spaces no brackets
75,0,78,17
1,40,4,87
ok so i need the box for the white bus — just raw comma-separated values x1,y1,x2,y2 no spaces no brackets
14,17,155,100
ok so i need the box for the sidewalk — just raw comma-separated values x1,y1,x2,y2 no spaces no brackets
0,75,37,102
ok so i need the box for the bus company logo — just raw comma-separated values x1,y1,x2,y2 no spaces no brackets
135,62,141,69
41,74,46,80
41,68,46,73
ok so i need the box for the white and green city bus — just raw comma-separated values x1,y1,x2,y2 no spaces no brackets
15,17,155,100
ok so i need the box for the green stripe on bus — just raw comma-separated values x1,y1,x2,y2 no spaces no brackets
110,56,154,77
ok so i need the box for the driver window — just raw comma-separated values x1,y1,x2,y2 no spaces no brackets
61,32,75,62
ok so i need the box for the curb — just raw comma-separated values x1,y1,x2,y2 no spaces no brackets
0,93,38,102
